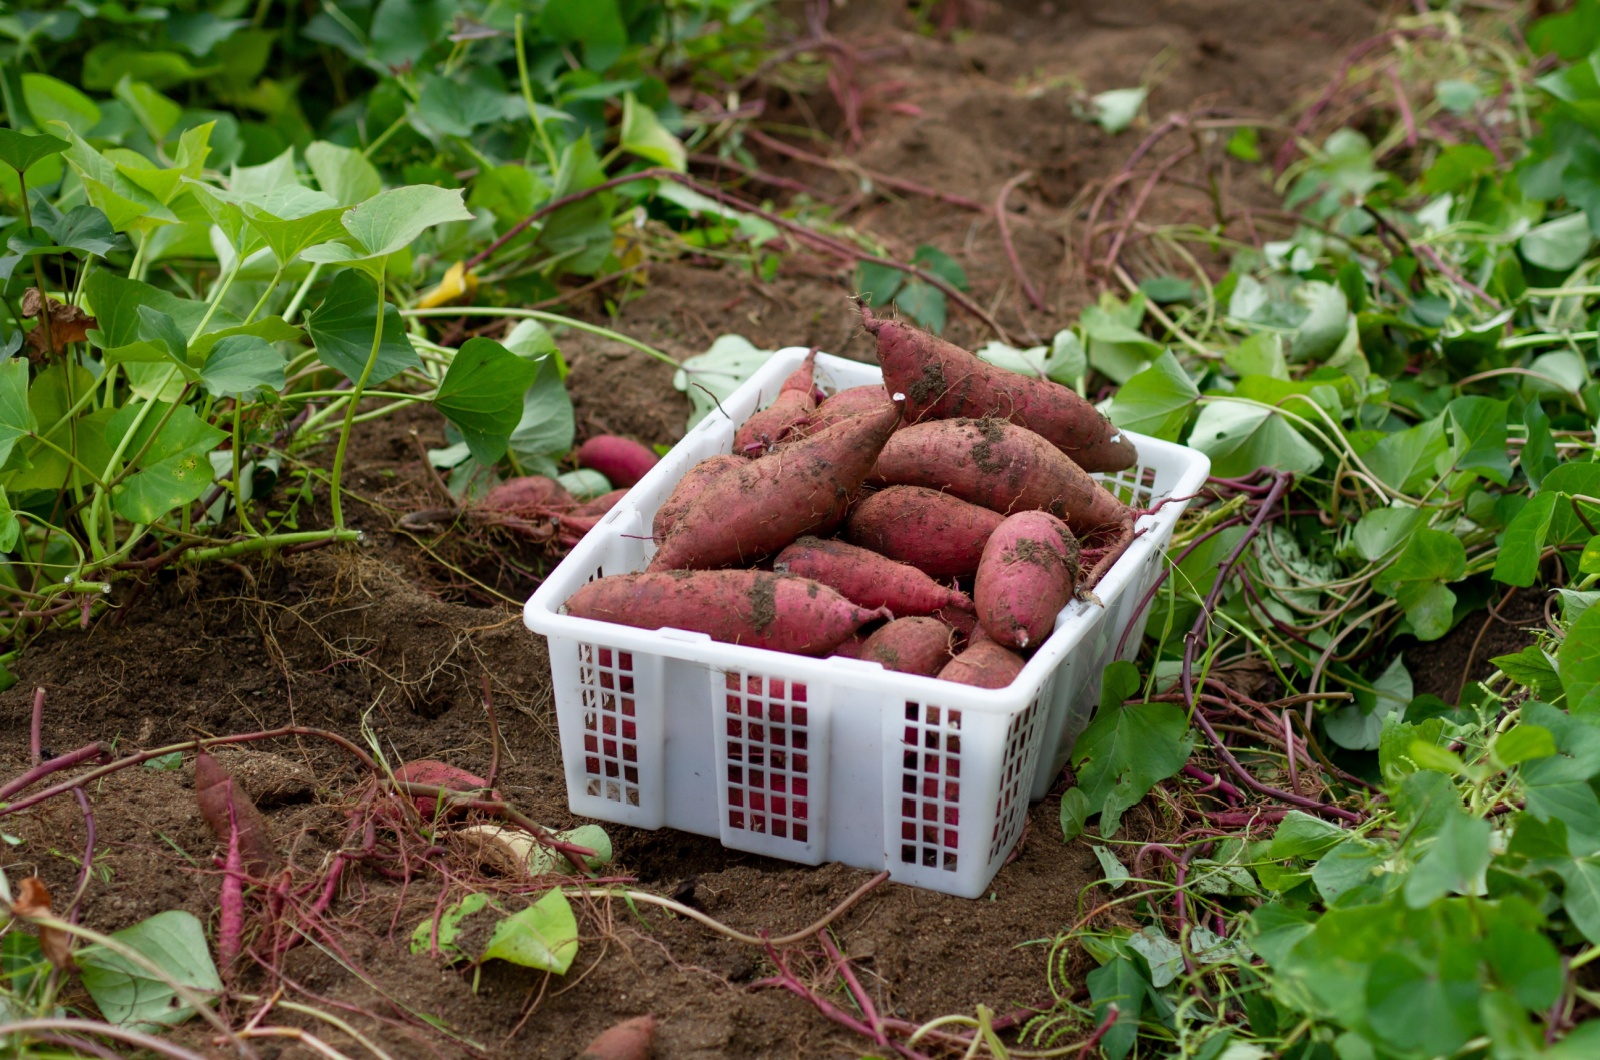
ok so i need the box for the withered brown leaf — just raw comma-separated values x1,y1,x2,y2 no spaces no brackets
13,876,73,969
21,288,96,360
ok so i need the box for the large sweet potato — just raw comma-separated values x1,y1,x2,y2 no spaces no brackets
648,399,900,571
801,385,891,434
564,570,890,655
975,511,1080,650
576,436,659,487
846,485,1004,579
773,537,970,616
195,753,279,876
651,454,743,540
481,475,572,514
733,350,816,455
861,617,954,676
864,309,1135,472
938,641,1027,689
871,418,1131,538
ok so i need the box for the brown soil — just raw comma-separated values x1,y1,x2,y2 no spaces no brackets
0,2,1383,1057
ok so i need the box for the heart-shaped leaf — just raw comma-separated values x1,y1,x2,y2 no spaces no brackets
0,359,39,470
340,184,473,260
0,129,69,175
105,401,227,522
619,92,685,171
304,141,382,207
304,270,420,385
200,335,286,397
78,910,221,1029
479,889,579,973
433,337,542,464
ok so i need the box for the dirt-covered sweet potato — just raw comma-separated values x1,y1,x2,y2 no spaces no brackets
481,475,573,514
651,454,743,540
773,537,970,616
195,752,279,876
733,350,817,455
975,511,1080,650
564,570,891,655
938,640,1027,689
393,760,499,818
871,418,1131,538
576,436,659,487
863,307,1136,472
800,385,892,435
845,485,1004,579
578,1015,657,1060
648,398,901,571
861,617,954,676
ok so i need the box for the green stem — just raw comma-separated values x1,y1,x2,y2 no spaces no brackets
242,265,286,325
188,528,360,564
401,307,676,366
363,115,408,158
329,263,387,530
190,257,241,339
282,263,322,324
24,433,109,490
231,400,256,537
515,14,561,173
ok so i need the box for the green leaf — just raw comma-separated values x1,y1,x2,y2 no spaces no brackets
8,366,108,493
434,338,541,464
0,129,69,175
619,93,685,171
135,306,195,378
1224,332,1288,380
507,352,575,471
541,0,626,68
84,271,218,352
855,261,906,307
1268,810,1348,861
409,892,488,958
1187,400,1322,478
1312,838,1384,902
1523,400,1559,491
1083,298,1162,384
1495,489,1557,587
1086,955,1147,1060
1059,787,1090,842
1324,655,1412,751
1403,809,1490,906
0,360,38,470
304,270,421,386
1376,528,1466,641
1067,661,1193,837
78,910,221,1029
1352,507,1421,562
1366,418,1448,495
200,336,286,398
114,77,182,142
311,185,472,266
1560,857,1600,942
480,889,580,973
1521,212,1592,271
1483,912,1564,1011
1443,396,1512,485
894,280,946,335
416,77,515,139
1289,281,1350,363
673,334,774,430
1089,87,1147,133
1492,646,1563,698
0,487,20,553
240,186,349,266
1496,725,1558,767
304,141,382,207
21,74,102,137
106,402,227,523
35,203,118,258
1108,352,1199,441
1561,605,1600,714
1366,949,1482,1057
1421,143,1496,195
911,245,968,290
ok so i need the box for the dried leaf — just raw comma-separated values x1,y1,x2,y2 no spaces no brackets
13,876,73,969
21,288,96,359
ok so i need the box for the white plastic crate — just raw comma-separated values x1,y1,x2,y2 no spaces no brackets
524,349,1210,897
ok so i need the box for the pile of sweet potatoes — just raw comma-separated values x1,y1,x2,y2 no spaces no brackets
564,312,1139,690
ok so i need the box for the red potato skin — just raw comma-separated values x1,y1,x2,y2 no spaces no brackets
773,536,971,616
830,629,871,659
564,570,892,656
576,436,659,488
652,454,744,540
863,308,1136,473
194,753,279,877
559,489,629,547
861,617,954,676
975,511,1081,650
572,489,628,518
799,385,891,435
733,350,817,455
393,760,499,818
481,475,572,514
578,1015,657,1060
872,418,1131,538
648,400,901,571
845,485,1005,580
938,640,1027,689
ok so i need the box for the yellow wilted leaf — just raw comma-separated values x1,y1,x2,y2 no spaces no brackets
416,261,479,309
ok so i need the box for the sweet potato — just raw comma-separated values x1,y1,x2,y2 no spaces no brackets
861,617,954,676
802,385,891,434
975,511,1080,650
576,435,659,487
481,475,572,514
863,308,1136,472
579,1015,657,1060
195,752,279,876
830,629,871,659
393,759,498,818
845,485,1004,579
565,570,891,655
652,454,743,540
872,418,1131,538
938,640,1027,689
648,399,901,571
733,350,817,455
559,489,629,546
773,536,971,616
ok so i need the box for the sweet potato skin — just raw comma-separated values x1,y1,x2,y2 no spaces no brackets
194,753,279,876
938,640,1027,689
651,454,743,540
481,475,572,514
975,512,1080,650
773,536,971,616
576,436,659,488
648,399,901,571
872,418,1130,537
564,571,891,655
861,617,954,676
734,350,817,455
393,760,498,818
845,485,1004,579
578,1015,657,1060
864,309,1136,473
801,385,891,434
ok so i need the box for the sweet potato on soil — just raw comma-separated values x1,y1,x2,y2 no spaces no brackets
558,489,629,547
871,418,1131,538
861,617,954,676
652,454,744,540
393,760,498,818
733,350,817,455
975,511,1080,650
801,384,891,434
845,485,1004,579
565,570,891,655
648,398,901,571
576,435,659,487
481,475,573,514
579,1015,657,1060
773,536,971,616
938,640,1027,689
195,752,279,876
863,307,1136,473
